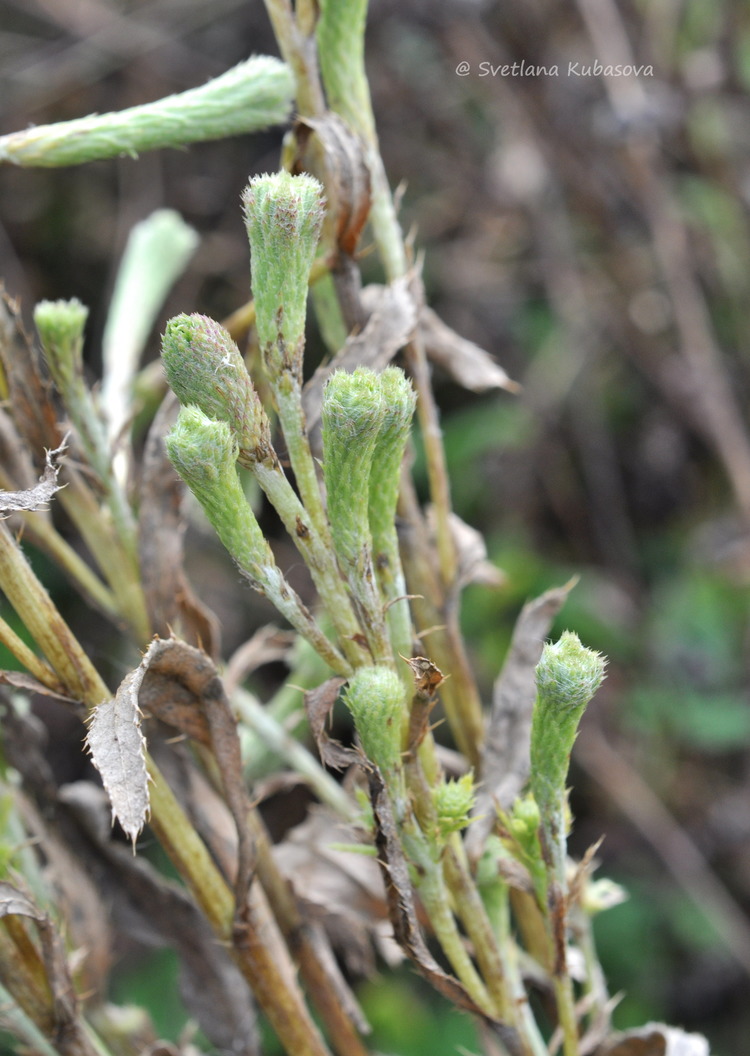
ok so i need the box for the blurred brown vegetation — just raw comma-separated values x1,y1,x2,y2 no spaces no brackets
2,0,750,1053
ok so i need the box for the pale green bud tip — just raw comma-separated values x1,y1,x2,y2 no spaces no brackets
343,666,405,772
535,631,606,717
510,794,541,838
322,367,386,439
161,314,267,462
242,171,325,365
165,404,237,490
34,299,88,374
434,772,476,837
242,171,325,244
378,367,417,426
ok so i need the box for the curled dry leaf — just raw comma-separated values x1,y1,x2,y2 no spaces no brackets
85,652,151,848
292,114,371,257
304,676,355,770
0,439,66,513
0,881,40,920
0,285,62,456
465,579,576,863
138,636,254,901
139,395,220,657
597,1024,711,1056
420,304,519,394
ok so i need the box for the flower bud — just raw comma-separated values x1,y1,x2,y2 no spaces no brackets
433,772,476,839
161,314,272,466
343,666,405,777
242,171,325,379
34,298,88,391
322,367,386,568
368,367,416,546
534,631,606,721
165,405,271,582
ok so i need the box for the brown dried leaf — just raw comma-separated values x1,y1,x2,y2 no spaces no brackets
0,881,40,920
0,669,75,703
0,408,39,495
139,395,220,657
292,114,371,256
85,653,151,848
465,579,576,863
597,1024,711,1056
304,677,355,770
0,286,62,456
368,770,526,1055
139,637,253,900
420,305,519,393
302,277,417,446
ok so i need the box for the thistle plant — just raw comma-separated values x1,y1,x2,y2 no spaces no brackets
0,4,714,1056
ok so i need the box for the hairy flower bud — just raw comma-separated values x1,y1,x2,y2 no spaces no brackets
242,171,325,379
343,666,405,777
433,772,476,839
161,314,272,466
34,298,88,391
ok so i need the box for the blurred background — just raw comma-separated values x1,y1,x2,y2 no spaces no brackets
2,0,750,1053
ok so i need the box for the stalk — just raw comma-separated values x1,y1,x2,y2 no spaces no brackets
0,57,294,167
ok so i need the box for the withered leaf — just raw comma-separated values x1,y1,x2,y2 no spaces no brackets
292,114,371,256
420,305,519,394
466,579,575,863
139,395,220,657
139,637,254,902
0,669,74,703
85,651,152,848
0,286,62,456
0,881,41,920
304,677,356,770
597,1024,711,1056
0,439,66,513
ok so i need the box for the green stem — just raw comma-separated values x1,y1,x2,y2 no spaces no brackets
0,57,294,167
13,513,119,622
251,455,367,668
0,521,109,703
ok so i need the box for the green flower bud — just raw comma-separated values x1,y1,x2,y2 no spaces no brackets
165,405,271,583
534,630,606,720
242,171,325,379
322,367,386,568
343,666,405,777
368,366,416,551
161,314,272,466
166,405,349,675
530,632,606,880
433,772,476,839
34,298,88,391
509,794,541,845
